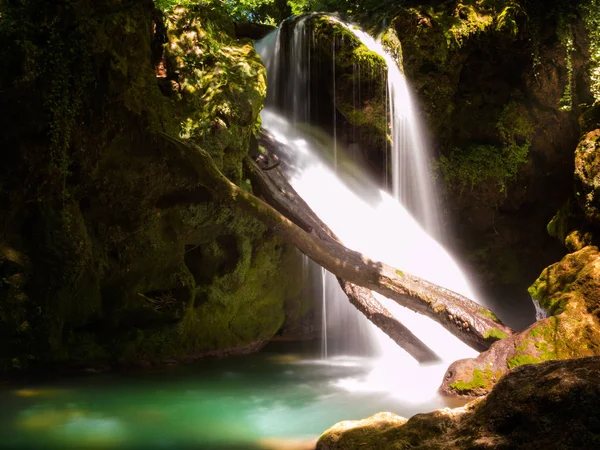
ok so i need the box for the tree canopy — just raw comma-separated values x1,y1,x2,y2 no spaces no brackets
155,0,384,24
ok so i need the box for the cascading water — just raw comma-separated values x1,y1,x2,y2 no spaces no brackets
328,18,440,235
255,15,483,401
321,268,328,359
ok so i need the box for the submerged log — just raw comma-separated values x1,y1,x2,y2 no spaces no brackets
159,132,513,353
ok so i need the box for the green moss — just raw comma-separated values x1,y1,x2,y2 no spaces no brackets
122,234,291,360
527,248,600,315
395,269,405,277
380,26,402,67
547,201,574,243
508,312,598,372
557,18,575,111
310,16,389,155
450,367,498,393
0,1,299,371
514,319,562,364
528,275,569,315
165,4,267,182
507,354,542,369
438,101,532,194
565,230,593,252
581,0,600,102
484,328,508,340
480,308,500,323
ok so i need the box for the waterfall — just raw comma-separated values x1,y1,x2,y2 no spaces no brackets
321,268,328,359
326,17,440,235
255,15,482,400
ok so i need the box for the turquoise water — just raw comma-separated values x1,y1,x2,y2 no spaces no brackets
0,344,464,449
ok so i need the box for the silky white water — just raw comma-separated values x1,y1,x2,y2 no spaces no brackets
326,16,440,235
260,109,477,401
255,16,481,402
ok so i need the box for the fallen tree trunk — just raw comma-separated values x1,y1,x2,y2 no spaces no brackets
249,147,441,363
159,132,513,352
339,281,441,362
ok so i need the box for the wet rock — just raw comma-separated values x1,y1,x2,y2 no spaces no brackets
441,246,600,397
318,357,600,449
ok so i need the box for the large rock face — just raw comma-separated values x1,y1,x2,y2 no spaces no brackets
318,357,600,449
266,14,390,183
0,1,303,373
440,245,600,397
285,2,598,328
575,127,600,224
384,1,596,326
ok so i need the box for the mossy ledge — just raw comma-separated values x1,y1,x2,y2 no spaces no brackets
0,0,304,373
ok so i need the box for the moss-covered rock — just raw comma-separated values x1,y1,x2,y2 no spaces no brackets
441,246,600,397
318,357,600,449
269,14,390,181
565,229,594,251
579,102,600,134
0,0,302,373
311,16,389,160
375,1,594,314
575,128,600,224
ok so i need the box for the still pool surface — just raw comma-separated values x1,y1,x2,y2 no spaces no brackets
0,344,466,449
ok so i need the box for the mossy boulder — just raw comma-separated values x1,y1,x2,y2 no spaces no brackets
270,14,390,181
575,128,600,224
546,197,595,252
162,4,267,182
565,229,594,251
579,103,600,135
0,1,303,373
311,16,389,155
318,357,600,449
441,246,600,397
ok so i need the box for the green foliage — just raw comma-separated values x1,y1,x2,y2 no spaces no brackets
495,4,525,36
438,101,533,193
410,1,525,51
557,18,575,111
156,0,284,25
581,0,600,102
223,0,277,25
0,0,93,197
155,0,382,21
288,0,313,14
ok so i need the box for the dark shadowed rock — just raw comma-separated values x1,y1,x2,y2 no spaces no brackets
234,22,276,40
318,357,600,449
575,128,600,224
